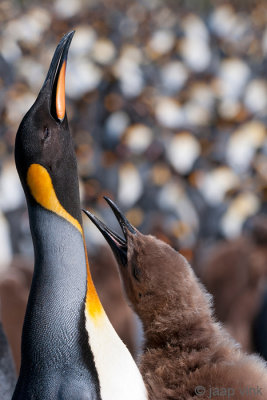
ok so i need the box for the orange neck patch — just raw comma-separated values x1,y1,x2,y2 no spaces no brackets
82,234,103,319
27,163,104,320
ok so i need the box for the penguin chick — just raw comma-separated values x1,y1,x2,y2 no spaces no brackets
84,197,267,400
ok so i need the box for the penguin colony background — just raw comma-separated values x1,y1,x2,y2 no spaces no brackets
0,0,267,399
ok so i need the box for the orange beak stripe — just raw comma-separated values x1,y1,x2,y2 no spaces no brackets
56,61,66,121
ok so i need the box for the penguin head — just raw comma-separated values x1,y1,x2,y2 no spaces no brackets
15,31,82,224
84,197,191,319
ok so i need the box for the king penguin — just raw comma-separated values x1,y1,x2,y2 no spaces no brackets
85,197,267,400
13,32,147,400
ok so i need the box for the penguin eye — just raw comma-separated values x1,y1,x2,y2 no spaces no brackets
42,127,51,143
132,264,141,282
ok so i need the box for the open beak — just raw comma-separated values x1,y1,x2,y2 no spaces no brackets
42,30,75,122
83,197,136,266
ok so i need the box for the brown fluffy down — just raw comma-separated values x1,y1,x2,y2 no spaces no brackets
118,231,267,400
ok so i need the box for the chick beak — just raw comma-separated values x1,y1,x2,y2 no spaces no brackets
83,198,136,267
42,30,75,122
103,196,136,234
83,210,128,266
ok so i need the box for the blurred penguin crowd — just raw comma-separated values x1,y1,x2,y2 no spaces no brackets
0,0,267,369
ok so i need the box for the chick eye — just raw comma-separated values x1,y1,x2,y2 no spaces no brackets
132,264,141,281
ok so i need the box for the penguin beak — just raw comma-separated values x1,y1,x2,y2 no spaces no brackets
42,30,75,122
83,197,136,266
103,196,136,236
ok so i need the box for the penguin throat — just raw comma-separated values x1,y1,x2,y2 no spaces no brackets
26,163,104,320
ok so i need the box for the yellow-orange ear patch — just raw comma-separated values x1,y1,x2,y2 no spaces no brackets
27,163,82,234
56,61,66,121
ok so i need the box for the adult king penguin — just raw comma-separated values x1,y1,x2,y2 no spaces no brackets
13,32,147,400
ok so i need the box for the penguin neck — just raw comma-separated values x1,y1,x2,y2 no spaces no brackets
29,203,84,280
15,203,101,398
23,205,95,368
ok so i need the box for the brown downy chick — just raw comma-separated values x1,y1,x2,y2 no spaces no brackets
84,198,267,400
